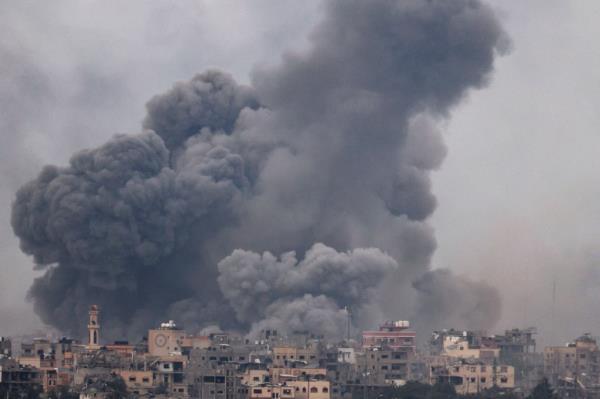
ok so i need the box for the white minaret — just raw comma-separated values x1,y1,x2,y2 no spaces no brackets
88,304,101,349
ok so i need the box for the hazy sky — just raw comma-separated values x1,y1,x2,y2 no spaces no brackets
1,1,599,346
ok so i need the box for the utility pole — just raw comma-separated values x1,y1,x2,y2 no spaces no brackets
344,306,351,342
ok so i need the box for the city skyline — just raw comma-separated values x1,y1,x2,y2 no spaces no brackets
1,0,599,349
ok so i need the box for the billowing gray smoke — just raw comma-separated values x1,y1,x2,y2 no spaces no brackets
11,0,508,340
217,244,398,335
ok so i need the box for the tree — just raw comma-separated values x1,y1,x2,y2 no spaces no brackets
377,381,458,399
105,375,128,399
431,382,458,399
527,378,557,399
45,385,80,399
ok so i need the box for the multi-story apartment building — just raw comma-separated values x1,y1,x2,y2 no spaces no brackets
362,321,416,352
273,346,319,367
544,334,600,387
432,361,515,395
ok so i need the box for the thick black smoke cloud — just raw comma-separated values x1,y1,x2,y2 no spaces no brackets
12,0,507,339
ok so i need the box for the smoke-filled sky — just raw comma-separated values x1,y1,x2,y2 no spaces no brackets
1,1,599,347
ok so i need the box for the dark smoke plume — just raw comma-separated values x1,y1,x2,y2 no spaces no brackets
12,0,507,340
217,243,398,337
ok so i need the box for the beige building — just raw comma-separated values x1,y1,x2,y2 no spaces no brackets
273,346,319,367
434,362,515,395
249,384,295,399
155,354,188,396
287,380,330,399
270,368,327,384
544,334,600,386
357,347,417,384
181,335,211,351
148,320,187,357
442,336,499,361
117,370,155,396
241,369,270,386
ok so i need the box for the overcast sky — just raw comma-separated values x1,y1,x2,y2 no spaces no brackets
1,1,599,345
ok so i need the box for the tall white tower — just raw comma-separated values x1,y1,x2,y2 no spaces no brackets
88,304,101,349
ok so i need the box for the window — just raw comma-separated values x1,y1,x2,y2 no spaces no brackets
470,378,476,383
142,377,149,383
481,366,486,372
500,366,508,373
302,387,307,393
500,377,508,384
254,389,263,394
323,387,329,393
129,377,136,382
310,387,318,393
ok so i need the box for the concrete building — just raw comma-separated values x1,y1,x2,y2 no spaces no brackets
287,380,331,399
270,368,327,384
190,344,254,369
336,348,356,365
240,369,270,387
117,370,155,396
148,320,187,357
0,358,41,392
493,328,540,390
248,384,294,399
433,361,515,395
544,334,600,387
441,335,499,362
362,321,416,353
273,346,319,367
356,347,417,384
187,364,244,399
154,354,188,396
